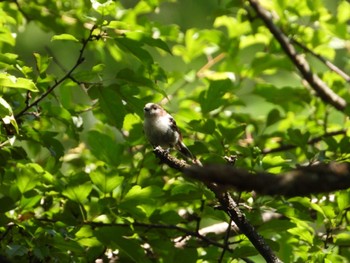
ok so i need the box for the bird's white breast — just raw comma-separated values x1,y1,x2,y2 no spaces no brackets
144,115,177,147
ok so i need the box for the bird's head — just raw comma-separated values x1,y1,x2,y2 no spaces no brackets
143,103,164,118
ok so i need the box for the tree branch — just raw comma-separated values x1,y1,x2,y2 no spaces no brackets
262,129,347,154
247,0,347,112
184,162,350,196
86,221,230,251
290,38,350,83
14,26,97,119
153,147,282,263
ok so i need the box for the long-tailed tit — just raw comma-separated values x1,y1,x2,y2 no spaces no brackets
143,103,196,160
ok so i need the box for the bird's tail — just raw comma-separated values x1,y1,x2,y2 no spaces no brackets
177,141,202,166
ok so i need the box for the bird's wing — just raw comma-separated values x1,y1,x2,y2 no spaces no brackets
168,115,183,141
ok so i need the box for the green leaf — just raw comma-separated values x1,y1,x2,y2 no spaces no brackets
189,119,216,134
115,37,154,66
89,170,124,194
337,190,350,210
259,219,296,232
16,163,44,193
33,52,52,75
0,28,15,46
122,185,163,204
94,227,151,263
231,243,258,258
52,235,84,253
171,182,199,196
62,182,92,203
87,130,123,166
334,232,350,246
218,123,246,142
116,68,154,87
51,34,79,42
0,196,15,212
174,248,198,262
266,108,282,127
88,86,126,129
6,244,28,257
20,194,41,209
124,31,172,54
200,79,232,114
0,97,18,134
287,129,310,147
0,73,38,91
75,225,102,247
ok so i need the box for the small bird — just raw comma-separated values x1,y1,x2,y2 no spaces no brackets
143,103,196,161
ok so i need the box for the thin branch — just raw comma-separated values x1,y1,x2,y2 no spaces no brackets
15,26,97,119
14,0,31,21
197,52,226,78
218,219,232,262
45,46,83,85
262,129,347,154
247,0,347,112
184,162,350,197
0,223,16,242
291,38,350,83
86,221,230,251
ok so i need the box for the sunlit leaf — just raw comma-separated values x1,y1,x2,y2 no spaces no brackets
33,52,52,75
16,163,44,193
51,34,79,42
89,170,124,193
0,73,38,91
62,182,92,203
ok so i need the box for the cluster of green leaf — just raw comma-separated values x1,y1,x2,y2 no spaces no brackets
0,0,349,262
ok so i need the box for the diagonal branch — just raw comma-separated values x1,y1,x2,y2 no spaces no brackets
247,0,347,112
153,147,282,263
290,38,350,83
15,26,97,119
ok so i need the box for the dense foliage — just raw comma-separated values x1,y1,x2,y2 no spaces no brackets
0,0,349,262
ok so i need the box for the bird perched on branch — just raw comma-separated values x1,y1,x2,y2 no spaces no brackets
143,103,200,164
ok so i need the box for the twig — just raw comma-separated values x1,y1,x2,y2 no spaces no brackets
0,223,16,242
247,0,347,112
291,38,350,83
262,129,347,154
15,26,97,119
218,219,232,262
195,199,205,233
197,53,226,78
14,0,30,21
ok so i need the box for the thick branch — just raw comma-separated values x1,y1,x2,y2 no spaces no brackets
184,162,350,196
247,0,347,112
